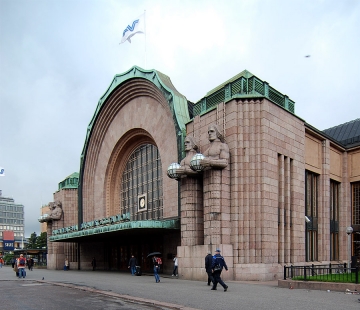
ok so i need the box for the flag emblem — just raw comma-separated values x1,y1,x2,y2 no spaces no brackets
123,19,140,37
120,13,145,44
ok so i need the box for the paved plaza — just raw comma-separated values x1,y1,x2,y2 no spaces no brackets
1,266,359,310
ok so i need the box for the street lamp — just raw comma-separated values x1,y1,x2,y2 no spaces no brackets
346,226,353,273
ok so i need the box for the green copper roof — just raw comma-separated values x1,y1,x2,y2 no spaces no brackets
80,65,190,173
206,69,254,96
49,219,180,241
78,66,190,224
58,172,79,190
81,66,189,160
193,70,295,116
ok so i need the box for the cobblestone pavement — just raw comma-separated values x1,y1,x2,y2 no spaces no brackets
1,266,359,310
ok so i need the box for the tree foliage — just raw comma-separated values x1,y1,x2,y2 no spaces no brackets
36,232,47,248
25,232,47,249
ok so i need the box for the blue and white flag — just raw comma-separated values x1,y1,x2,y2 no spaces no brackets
0,167,5,176
120,13,145,44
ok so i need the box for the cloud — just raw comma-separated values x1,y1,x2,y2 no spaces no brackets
0,0,359,235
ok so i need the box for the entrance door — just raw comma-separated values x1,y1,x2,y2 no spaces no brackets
106,236,163,272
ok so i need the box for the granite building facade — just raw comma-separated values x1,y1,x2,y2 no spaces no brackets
43,67,360,281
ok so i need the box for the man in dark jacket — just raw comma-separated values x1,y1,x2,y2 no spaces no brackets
91,257,96,271
211,249,228,291
128,255,137,275
205,251,214,286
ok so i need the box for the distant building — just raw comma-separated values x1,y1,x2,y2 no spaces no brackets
43,67,360,281
40,205,50,233
39,173,79,269
40,172,79,233
0,190,25,252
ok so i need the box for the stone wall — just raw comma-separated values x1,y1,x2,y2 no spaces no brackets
183,98,306,280
47,188,78,270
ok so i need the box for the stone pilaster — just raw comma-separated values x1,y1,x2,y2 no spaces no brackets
180,177,203,246
46,220,64,270
203,168,231,245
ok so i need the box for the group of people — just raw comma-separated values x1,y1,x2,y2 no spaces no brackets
205,249,229,291
127,248,230,291
11,253,35,278
152,249,228,292
10,255,34,270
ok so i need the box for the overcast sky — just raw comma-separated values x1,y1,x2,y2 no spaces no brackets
0,0,359,236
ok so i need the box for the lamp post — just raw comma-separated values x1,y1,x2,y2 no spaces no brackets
346,226,353,273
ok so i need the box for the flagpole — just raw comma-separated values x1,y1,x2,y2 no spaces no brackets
144,10,147,69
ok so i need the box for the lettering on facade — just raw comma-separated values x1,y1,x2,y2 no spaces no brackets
52,212,130,235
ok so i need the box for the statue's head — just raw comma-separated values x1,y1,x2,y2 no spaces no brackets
54,201,62,209
48,202,55,210
184,136,198,152
208,124,225,142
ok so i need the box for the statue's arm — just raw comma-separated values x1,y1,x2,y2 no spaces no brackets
200,144,229,169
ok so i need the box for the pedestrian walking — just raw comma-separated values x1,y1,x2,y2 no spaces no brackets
28,258,34,271
91,257,96,271
211,249,228,292
0,257,4,268
17,254,26,278
172,254,178,277
152,255,161,283
64,258,69,271
14,257,19,277
11,257,16,268
128,255,137,275
205,251,214,286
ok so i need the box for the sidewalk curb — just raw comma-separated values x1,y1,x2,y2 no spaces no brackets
36,280,199,310
278,279,360,292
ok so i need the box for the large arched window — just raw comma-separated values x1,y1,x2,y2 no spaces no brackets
121,144,163,220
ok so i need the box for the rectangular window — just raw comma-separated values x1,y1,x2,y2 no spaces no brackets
330,180,340,261
305,170,318,261
353,182,360,225
353,182,360,258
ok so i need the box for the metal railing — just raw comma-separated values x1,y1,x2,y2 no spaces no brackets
284,264,359,284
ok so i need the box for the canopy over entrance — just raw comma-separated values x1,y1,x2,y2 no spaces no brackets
49,218,180,242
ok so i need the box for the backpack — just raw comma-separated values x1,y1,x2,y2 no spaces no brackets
19,257,26,267
156,257,162,265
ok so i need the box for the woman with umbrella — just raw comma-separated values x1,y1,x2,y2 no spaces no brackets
148,252,161,283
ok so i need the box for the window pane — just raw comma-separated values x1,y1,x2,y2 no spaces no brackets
353,182,360,225
305,170,319,261
120,144,163,220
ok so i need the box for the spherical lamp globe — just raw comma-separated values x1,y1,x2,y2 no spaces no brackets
167,163,181,179
190,153,205,172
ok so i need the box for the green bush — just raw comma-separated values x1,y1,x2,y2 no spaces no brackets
3,253,14,264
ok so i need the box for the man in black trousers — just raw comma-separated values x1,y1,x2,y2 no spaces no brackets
211,249,229,292
205,251,214,286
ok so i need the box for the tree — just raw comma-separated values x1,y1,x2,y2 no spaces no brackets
25,232,47,249
26,232,37,249
36,232,47,248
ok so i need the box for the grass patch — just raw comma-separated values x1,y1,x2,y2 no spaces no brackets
292,273,357,283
